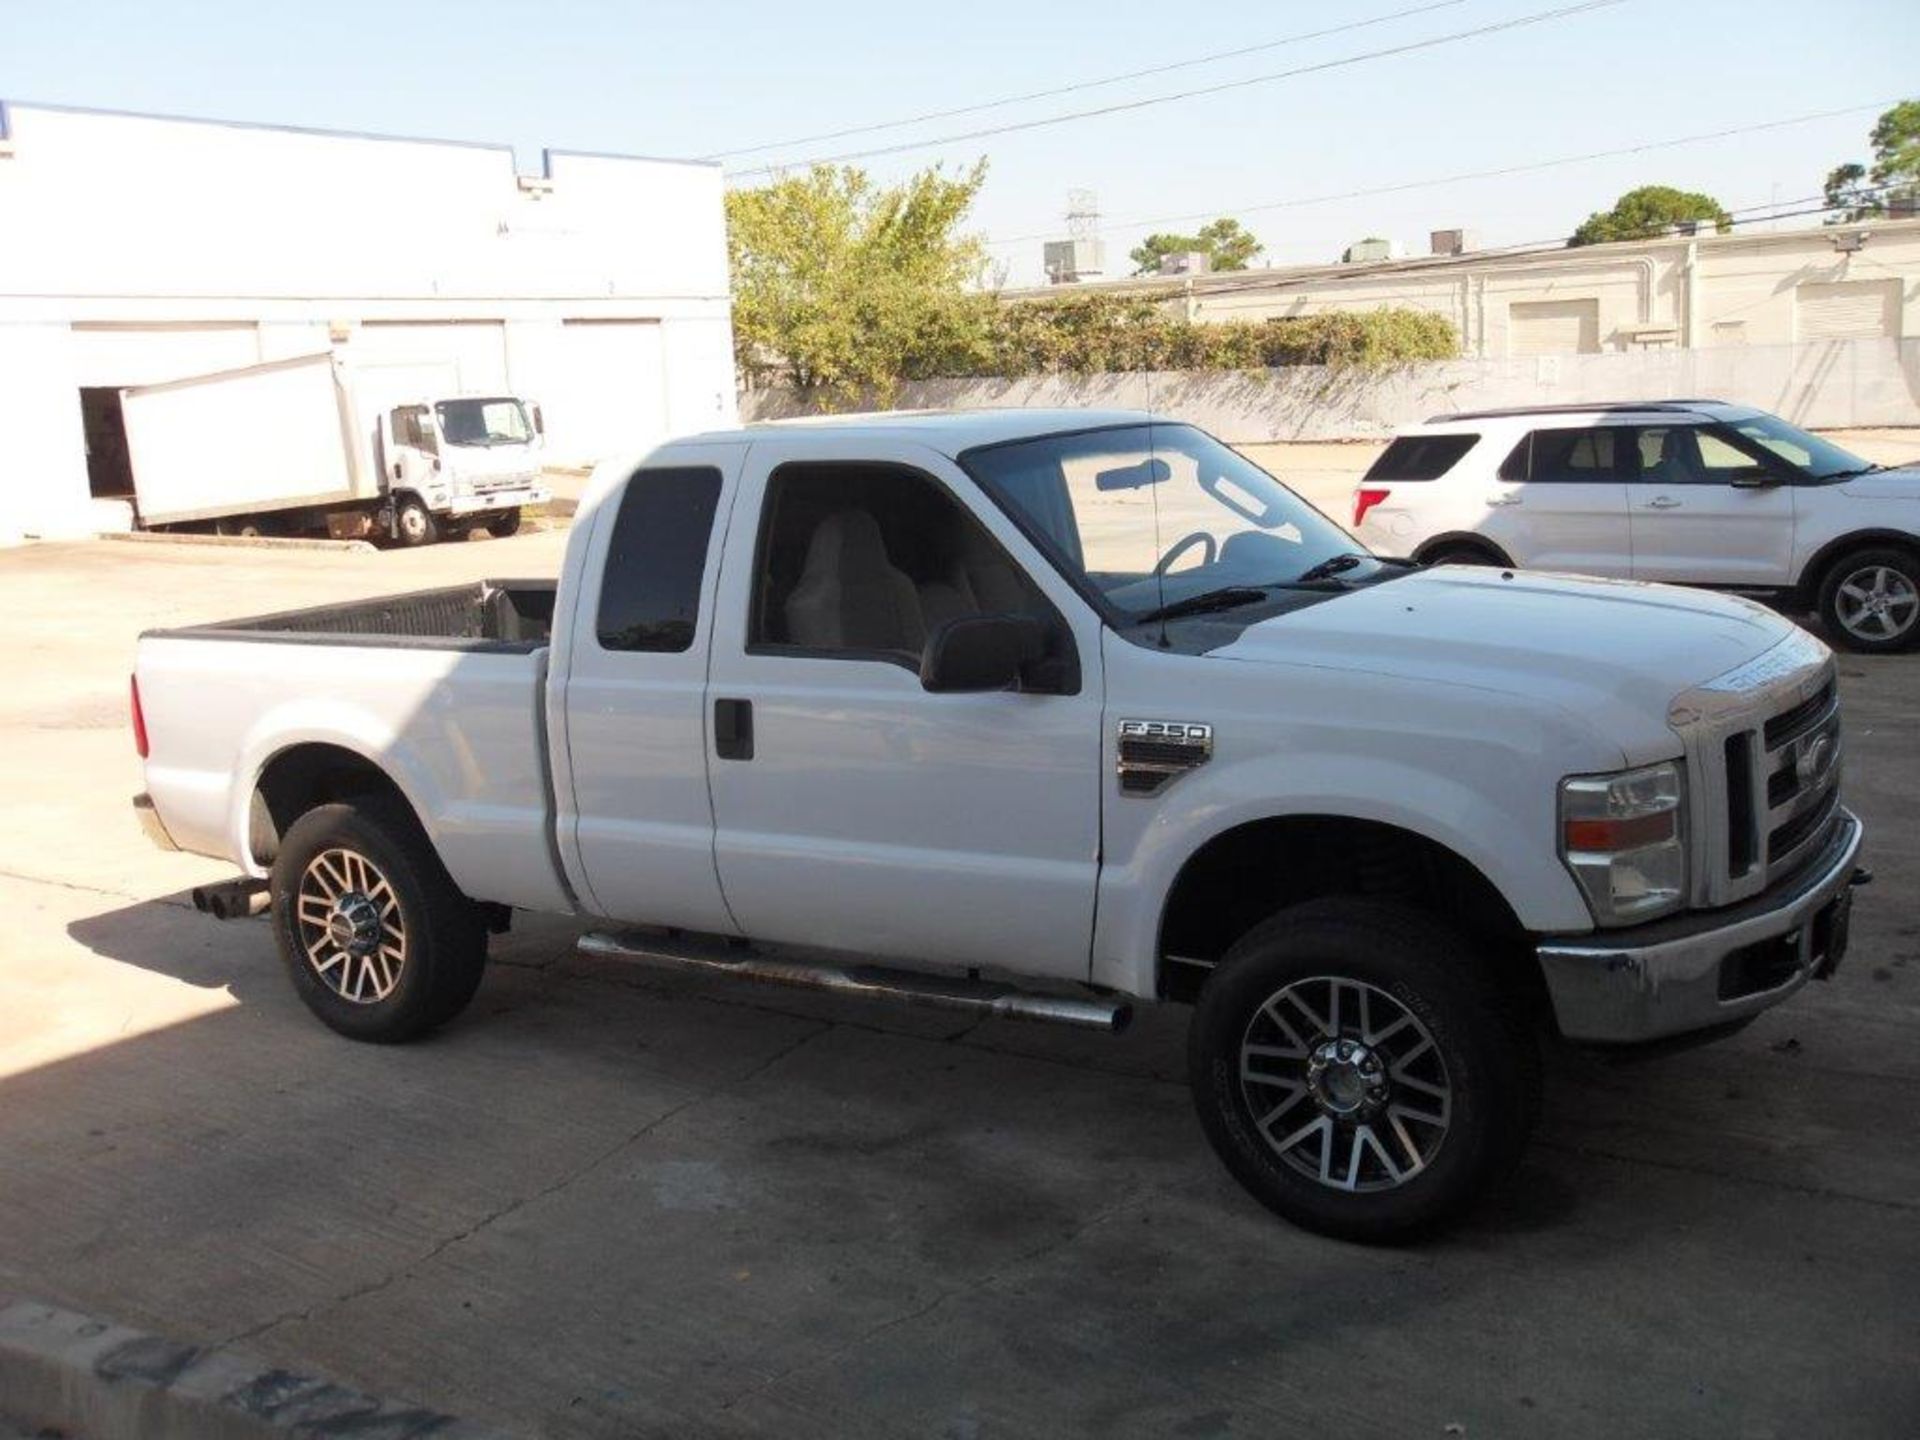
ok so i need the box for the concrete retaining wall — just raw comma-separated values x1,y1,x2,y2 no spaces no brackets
741,337,1920,443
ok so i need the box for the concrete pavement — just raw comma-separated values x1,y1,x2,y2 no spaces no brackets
1,490,1917,1438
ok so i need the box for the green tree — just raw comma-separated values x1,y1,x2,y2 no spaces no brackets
1568,185,1731,246
1130,217,1263,275
1824,99,1920,222
726,161,992,403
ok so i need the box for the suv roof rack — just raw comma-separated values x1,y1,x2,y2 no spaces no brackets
1424,399,1731,423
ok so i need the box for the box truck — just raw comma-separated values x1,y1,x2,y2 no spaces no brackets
118,352,550,545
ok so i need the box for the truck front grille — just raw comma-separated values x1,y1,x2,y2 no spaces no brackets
1723,679,1842,892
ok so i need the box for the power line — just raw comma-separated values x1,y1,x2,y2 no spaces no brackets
983,99,1900,250
704,0,1472,161
727,0,1628,178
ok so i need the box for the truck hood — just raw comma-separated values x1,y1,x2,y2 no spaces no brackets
1212,567,1802,761
1839,464,1920,500
443,444,541,479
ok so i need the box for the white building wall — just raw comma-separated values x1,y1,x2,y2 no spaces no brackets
0,102,736,539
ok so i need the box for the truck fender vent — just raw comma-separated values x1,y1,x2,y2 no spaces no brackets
1117,720,1212,797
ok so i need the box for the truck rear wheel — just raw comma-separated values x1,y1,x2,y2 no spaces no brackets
1187,898,1538,1243
485,507,522,539
395,496,439,547
268,799,487,1042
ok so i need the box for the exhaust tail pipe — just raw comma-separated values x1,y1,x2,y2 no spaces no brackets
578,930,1131,1033
191,878,269,921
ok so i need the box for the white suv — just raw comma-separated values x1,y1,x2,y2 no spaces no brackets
1350,401,1920,652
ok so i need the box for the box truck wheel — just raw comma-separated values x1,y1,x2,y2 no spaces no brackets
395,496,439,547
485,508,522,539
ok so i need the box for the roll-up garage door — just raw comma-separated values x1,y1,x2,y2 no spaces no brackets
1795,280,1900,340
1507,299,1600,356
548,320,668,465
347,321,511,422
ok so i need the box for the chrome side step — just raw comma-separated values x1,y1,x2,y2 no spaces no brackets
576,930,1131,1033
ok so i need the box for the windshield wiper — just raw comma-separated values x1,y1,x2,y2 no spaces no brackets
1294,552,1375,584
1822,464,1884,480
1131,585,1271,625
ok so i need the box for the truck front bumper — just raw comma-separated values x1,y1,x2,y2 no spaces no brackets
445,486,549,517
1537,809,1865,1043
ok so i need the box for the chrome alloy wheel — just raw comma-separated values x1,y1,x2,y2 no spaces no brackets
295,847,407,1005
1238,975,1452,1192
1834,563,1919,643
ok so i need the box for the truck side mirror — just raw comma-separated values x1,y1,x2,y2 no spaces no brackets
530,404,545,436
920,614,1046,693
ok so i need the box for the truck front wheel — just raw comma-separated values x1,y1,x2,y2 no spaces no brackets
1188,898,1538,1242
394,496,439,547
268,799,487,1042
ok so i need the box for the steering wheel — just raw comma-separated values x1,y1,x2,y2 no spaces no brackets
1153,531,1217,577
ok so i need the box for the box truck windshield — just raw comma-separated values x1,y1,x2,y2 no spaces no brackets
435,398,534,448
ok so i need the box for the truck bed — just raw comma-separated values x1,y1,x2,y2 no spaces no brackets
150,580,556,652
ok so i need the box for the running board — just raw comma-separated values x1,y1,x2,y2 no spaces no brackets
576,930,1131,1033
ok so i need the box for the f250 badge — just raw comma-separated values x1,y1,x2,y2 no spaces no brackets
1115,720,1213,796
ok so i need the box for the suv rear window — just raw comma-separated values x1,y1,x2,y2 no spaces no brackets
1362,433,1479,482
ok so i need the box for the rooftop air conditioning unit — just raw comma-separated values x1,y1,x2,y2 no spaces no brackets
1158,250,1211,276
1430,228,1476,256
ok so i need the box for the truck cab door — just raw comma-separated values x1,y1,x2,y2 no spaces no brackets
702,438,1106,982
555,450,742,932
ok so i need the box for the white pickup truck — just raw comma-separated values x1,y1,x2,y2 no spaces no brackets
133,410,1868,1241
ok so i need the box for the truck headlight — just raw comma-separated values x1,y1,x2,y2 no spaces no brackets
1559,761,1686,926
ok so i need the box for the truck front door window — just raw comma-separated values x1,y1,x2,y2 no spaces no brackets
748,460,1074,685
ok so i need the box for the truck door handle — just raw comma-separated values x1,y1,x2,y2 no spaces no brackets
714,698,754,761
1644,496,1682,509
1485,494,1522,507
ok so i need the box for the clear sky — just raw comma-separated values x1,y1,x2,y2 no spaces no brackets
4,0,1916,284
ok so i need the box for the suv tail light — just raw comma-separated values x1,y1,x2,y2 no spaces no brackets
1353,487,1391,528
131,674,149,759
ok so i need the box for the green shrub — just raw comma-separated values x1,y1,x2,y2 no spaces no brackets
961,295,1456,378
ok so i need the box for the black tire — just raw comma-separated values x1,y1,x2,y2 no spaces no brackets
394,495,439,548
1816,546,1920,653
1188,898,1538,1243
269,799,487,1042
484,507,523,539
1421,543,1502,568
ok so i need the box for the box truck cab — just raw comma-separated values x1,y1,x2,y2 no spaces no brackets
379,394,550,544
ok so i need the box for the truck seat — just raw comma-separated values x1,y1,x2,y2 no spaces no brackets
784,509,926,654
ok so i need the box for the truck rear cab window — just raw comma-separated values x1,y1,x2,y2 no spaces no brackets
748,461,1077,688
1499,427,1620,483
596,466,723,653
1362,433,1479,481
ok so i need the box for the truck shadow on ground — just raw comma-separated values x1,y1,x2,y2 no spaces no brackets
65,891,1595,1242
28,891,1916,1436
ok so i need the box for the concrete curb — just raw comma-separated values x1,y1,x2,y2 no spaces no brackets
101,532,378,554
0,1296,515,1440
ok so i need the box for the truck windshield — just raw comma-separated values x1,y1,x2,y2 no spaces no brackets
1724,413,1873,479
435,398,533,448
961,423,1388,624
